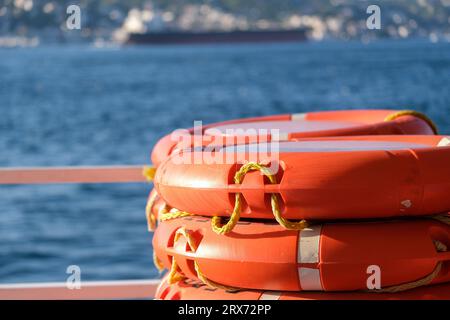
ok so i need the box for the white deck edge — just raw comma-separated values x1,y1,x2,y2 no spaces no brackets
0,279,160,300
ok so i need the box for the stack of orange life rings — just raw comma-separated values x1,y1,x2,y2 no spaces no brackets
145,109,450,300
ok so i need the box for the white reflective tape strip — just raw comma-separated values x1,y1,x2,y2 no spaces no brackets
292,113,307,121
298,226,322,263
259,291,281,300
272,132,289,141
298,268,323,291
437,137,450,147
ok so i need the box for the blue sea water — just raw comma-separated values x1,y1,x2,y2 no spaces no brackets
0,40,449,284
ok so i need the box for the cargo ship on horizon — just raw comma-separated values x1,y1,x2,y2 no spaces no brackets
126,28,308,45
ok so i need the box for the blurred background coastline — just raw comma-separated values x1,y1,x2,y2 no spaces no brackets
1,0,450,47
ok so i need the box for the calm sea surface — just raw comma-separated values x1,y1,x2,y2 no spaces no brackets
0,40,449,283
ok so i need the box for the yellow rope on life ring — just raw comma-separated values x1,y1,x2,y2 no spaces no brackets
384,110,438,134
211,162,309,235
369,240,446,293
142,166,156,182
168,227,239,291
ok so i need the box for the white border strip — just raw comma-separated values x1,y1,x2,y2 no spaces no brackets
437,137,450,147
259,291,281,300
292,113,307,121
272,132,289,141
298,226,323,291
298,268,323,291
298,226,322,263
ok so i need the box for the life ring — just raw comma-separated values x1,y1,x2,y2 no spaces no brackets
153,216,450,292
151,109,437,166
154,135,450,225
155,275,450,300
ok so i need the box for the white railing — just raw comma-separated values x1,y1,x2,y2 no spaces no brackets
0,165,157,299
0,165,149,184
0,279,160,300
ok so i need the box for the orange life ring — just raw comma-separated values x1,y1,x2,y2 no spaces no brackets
151,109,437,166
153,216,450,292
155,275,450,300
154,135,450,221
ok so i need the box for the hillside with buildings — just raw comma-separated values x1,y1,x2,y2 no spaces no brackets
1,0,449,46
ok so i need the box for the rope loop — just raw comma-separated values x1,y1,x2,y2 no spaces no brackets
432,213,450,226
146,163,308,234
167,227,239,291
143,166,157,231
369,240,446,293
142,166,156,182
384,110,438,135
211,162,309,235
153,251,164,273
145,189,159,231
160,208,194,221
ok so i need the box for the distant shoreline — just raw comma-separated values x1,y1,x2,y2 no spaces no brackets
1,37,449,50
